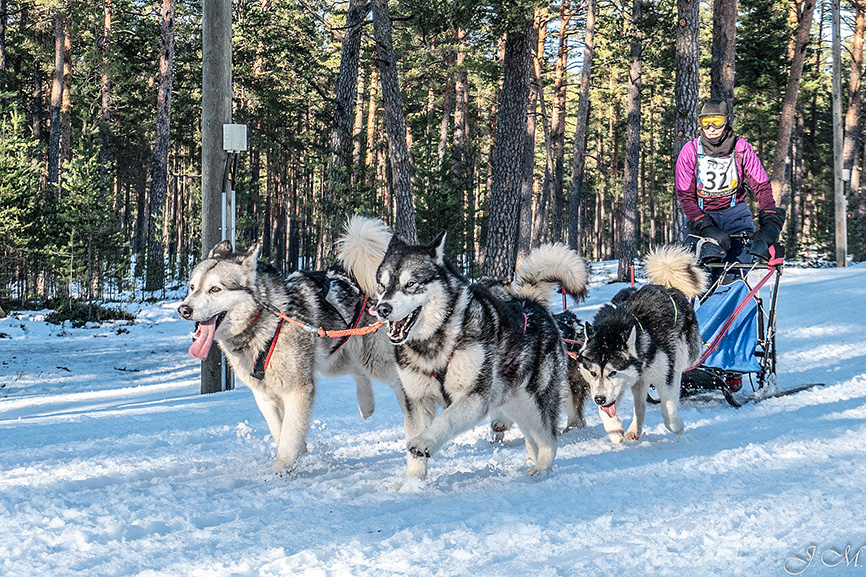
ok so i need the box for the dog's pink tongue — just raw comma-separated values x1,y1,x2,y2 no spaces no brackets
601,402,617,419
189,317,217,360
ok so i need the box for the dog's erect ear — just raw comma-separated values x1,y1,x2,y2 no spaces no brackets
387,235,405,252
241,243,260,267
208,240,234,259
240,243,260,283
583,321,594,340
626,325,638,357
429,231,447,264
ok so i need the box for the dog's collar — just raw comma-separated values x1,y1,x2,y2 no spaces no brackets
252,317,283,380
248,308,264,328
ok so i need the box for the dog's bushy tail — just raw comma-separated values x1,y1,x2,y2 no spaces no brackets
336,216,392,297
512,243,588,305
644,245,708,300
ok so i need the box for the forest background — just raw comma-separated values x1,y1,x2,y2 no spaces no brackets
0,0,863,306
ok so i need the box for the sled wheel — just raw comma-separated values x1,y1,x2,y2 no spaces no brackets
646,385,661,405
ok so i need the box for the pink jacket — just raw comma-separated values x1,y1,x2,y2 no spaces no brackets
675,137,776,221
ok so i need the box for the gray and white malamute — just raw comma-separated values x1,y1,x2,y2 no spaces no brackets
339,217,588,483
579,246,708,444
178,240,402,472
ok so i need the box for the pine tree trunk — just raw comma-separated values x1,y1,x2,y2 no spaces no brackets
518,15,542,261
568,0,596,254
674,0,699,238
47,8,64,196
31,23,43,140
321,0,367,264
249,124,261,245
791,106,804,243
263,156,273,257
0,0,7,93
145,0,175,292
532,19,553,248
133,164,147,274
770,0,816,205
842,0,864,205
484,16,533,280
549,4,572,243
650,95,658,247
456,27,475,265
372,0,416,242
437,52,455,172
451,28,471,192
710,0,736,106
99,0,112,181
365,59,379,189
352,65,367,180
60,13,72,167
618,0,641,281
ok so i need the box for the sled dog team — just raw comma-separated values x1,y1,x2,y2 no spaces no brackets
179,216,708,486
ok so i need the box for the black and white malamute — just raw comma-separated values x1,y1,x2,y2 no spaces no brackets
339,217,588,484
178,241,403,473
579,246,708,444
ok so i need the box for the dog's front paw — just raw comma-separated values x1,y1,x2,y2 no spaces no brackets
608,432,625,444
491,419,511,433
665,416,684,434
407,436,434,459
624,430,641,441
528,466,552,477
272,456,297,474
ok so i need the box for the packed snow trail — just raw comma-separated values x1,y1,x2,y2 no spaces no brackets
1,265,864,576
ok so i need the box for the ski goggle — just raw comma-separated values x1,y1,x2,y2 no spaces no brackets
699,115,727,130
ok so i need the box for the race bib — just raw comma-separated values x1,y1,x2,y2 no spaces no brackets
696,153,738,198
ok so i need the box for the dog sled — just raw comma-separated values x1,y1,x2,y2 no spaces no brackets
649,236,822,407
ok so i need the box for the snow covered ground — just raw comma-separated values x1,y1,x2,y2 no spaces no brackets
1,263,865,576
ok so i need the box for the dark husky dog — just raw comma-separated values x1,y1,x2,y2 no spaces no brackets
554,310,590,431
339,217,587,485
578,246,708,444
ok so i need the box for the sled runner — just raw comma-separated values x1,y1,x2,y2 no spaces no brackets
649,237,823,407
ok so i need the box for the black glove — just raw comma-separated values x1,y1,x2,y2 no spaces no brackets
749,207,786,260
688,213,731,252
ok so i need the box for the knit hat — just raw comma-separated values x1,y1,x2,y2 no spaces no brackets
699,98,729,119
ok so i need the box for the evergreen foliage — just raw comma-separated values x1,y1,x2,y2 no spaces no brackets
0,0,858,309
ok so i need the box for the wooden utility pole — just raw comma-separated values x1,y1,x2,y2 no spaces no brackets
201,0,232,393
832,0,846,266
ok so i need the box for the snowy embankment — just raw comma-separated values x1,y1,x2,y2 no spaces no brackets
1,264,865,576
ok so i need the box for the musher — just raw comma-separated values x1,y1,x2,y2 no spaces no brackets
675,98,786,267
